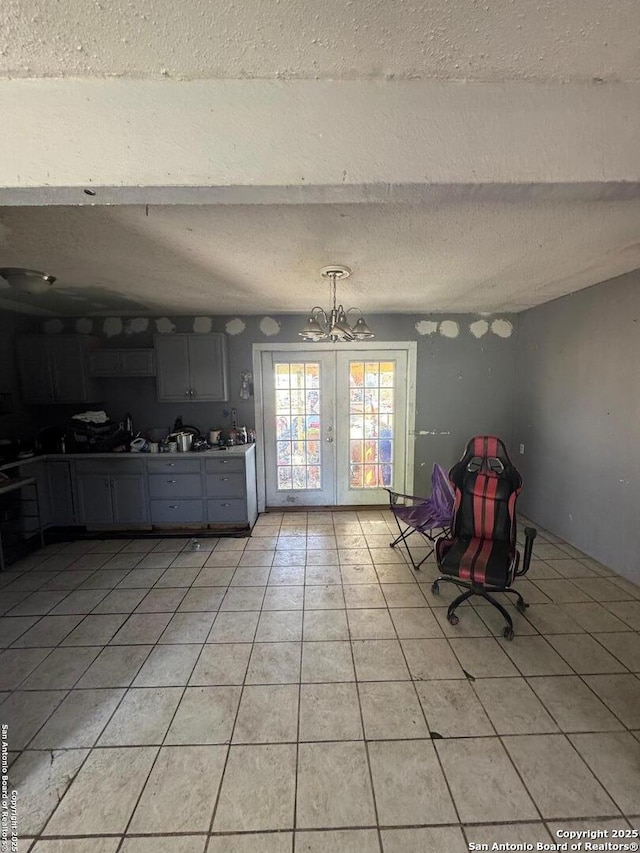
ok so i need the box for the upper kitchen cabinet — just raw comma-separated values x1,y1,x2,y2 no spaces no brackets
88,348,156,378
154,333,229,402
16,335,100,404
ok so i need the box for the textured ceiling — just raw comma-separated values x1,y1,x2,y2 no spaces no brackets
1,0,639,82
1,201,640,316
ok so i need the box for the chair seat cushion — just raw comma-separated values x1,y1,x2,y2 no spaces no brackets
439,536,512,586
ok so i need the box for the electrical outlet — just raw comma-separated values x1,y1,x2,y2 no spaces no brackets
519,443,525,454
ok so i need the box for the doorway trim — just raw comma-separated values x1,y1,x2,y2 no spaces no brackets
253,341,417,513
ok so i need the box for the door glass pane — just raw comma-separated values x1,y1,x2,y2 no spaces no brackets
348,360,395,489
274,362,322,491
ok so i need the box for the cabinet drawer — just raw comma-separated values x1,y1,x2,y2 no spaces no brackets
207,498,247,524
205,472,245,498
150,499,204,523
147,458,201,474
204,457,245,474
148,473,202,498
75,458,144,475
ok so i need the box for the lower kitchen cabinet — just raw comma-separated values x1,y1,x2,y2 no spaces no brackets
48,461,75,526
75,460,148,527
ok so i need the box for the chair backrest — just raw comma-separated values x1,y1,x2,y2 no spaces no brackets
449,435,522,544
430,463,455,520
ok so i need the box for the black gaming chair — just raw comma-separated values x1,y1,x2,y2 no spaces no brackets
432,435,537,640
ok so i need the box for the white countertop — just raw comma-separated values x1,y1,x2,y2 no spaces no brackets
0,443,255,472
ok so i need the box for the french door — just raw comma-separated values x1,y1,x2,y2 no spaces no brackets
258,346,413,507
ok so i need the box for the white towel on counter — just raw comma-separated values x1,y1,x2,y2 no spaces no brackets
71,410,109,424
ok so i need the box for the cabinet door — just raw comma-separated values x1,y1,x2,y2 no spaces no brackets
155,336,191,401
48,461,75,525
50,338,91,401
88,350,122,377
111,475,148,524
121,349,155,376
77,474,113,525
16,338,55,403
188,334,229,401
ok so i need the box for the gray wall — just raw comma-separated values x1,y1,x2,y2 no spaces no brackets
19,312,517,496
0,311,38,440
513,270,640,583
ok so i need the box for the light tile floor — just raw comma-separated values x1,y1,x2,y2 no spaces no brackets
1,511,639,852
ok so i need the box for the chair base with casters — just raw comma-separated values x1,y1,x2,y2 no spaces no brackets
386,463,455,571
432,526,538,640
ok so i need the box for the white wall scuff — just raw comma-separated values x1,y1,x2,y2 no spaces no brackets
155,317,176,334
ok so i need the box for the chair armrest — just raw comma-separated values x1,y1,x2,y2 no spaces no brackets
516,526,537,576
385,488,429,506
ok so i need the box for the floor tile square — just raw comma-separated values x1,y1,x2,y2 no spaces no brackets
359,681,428,739
296,742,376,828
369,739,457,825
49,589,109,614
449,637,520,677
231,566,271,586
207,611,259,643
8,748,89,835
1,689,67,748
546,634,628,674
132,643,202,686
255,610,302,642
262,585,305,610
563,602,630,633
44,746,157,834
302,640,354,682
604,600,640,630
569,731,640,815
194,566,236,586
213,744,296,831
117,568,166,587
389,607,444,639
343,584,386,609
593,632,640,671
381,827,467,853
76,645,152,688
415,680,494,737
304,585,346,609
220,587,266,611
155,566,202,587
158,611,215,644
246,642,301,684
97,686,182,745
503,733,619,818
501,635,573,675
20,646,100,689
62,614,128,646
583,674,640,728
401,639,465,680
347,608,396,639
295,830,378,853
135,587,187,612
178,587,226,611
381,584,428,608
129,744,227,832
303,609,349,640
473,676,558,734
190,643,252,685
464,824,552,849
352,639,410,680
91,588,147,614
304,564,342,584
268,565,305,585
298,682,363,741
571,577,631,601
109,612,172,644
166,685,241,744
0,647,54,689
532,579,595,604
437,737,538,822
30,687,124,748
340,564,379,584
233,683,299,743
529,675,624,732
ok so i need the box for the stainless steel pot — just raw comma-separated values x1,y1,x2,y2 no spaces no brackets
176,432,193,452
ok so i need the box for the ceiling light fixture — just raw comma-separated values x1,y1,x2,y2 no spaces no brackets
299,266,374,342
0,268,56,295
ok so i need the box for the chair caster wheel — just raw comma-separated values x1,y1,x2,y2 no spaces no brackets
503,626,514,641
447,613,459,626
516,601,528,614
431,582,440,595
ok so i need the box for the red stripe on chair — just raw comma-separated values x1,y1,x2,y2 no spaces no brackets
486,436,499,457
471,538,493,584
473,474,487,537
458,538,480,580
473,436,484,456
483,475,499,538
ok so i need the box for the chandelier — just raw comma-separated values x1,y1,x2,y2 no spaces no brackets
298,266,375,342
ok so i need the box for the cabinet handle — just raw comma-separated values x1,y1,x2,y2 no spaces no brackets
166,463,175,467
167,479,176,484
220,477,229,481
169,504,179,509
185,389,190,397
219,460,229,464
221,502,231,507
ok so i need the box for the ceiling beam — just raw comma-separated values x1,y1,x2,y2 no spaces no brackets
1,79,639,204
